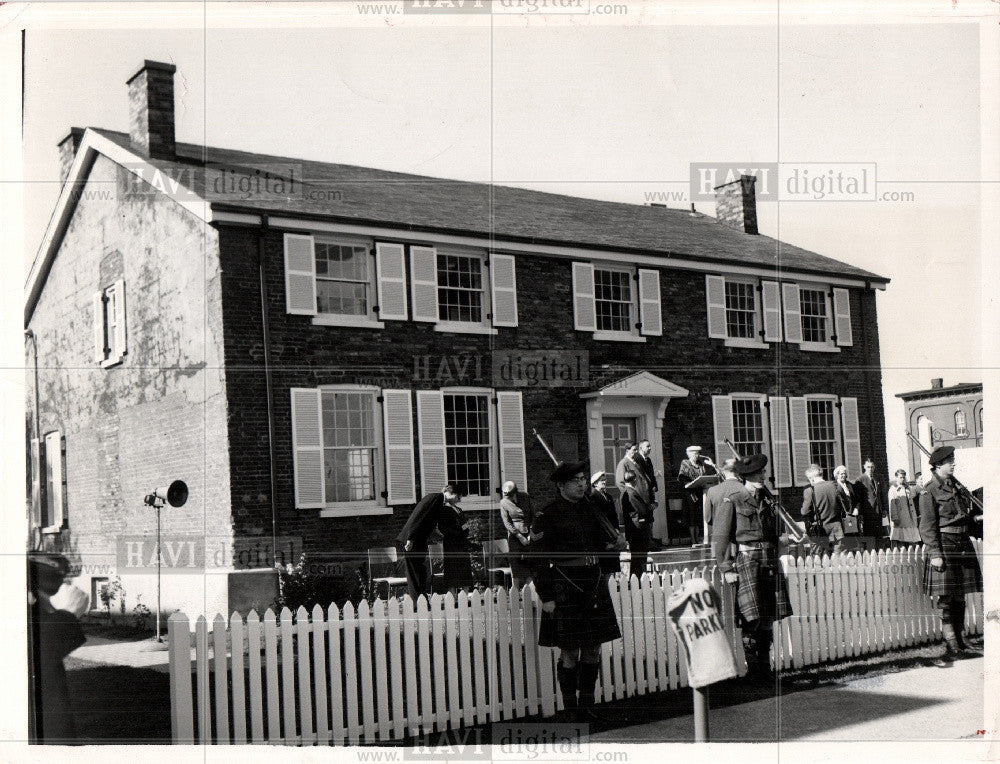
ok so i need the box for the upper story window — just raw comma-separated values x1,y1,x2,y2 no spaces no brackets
731,397,766,455
798,287,830,343
315,239,374,318
725,280,757,339
954,409,968,438
706,275,778,348
712,393,791,488
573,261,661,342
783,282,853,352
32,430,66,534
92,279,127,367
437,252,485,323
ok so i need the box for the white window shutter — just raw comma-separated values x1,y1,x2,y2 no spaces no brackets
30,438,42,527
375,242,408,321
711,395,734,464
409,246,439,323
782,283,802,344
769,397,793,488
705,275,727,339
113,279,127,362
93,292,106,362
381,389,416,505
496,391,528,491
840,397,863,480
283,234,317,315
45,431,64,529
416,391,448,495
788,397,810,486
638,269,662,336
489,253,518,327
761,280,783,342
571,262,596,331
832,288,853,347
290,388,324,508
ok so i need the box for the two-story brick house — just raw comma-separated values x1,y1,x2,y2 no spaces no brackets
25,60,890,617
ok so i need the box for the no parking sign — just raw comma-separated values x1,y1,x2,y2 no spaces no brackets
667,578,738,689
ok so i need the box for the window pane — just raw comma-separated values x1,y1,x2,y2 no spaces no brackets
594,269,632,332
437,254,483,323
317,281,368,316
724,281,756,339
315,243,370,316
806,399,837,477
800,289,828,343
731,399,765,456
321,391,376,502
443,393,491,496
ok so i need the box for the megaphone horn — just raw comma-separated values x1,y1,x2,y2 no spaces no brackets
154,480,189,508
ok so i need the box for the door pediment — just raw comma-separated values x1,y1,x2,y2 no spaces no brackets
580,371,689,400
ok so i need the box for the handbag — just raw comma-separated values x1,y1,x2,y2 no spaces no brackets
842,515,859,534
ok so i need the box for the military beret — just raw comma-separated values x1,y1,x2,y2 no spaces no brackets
549,459,589,483
928,445,955,467
734,453,768,476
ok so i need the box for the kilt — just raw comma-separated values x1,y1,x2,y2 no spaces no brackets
538,566,621,649
734,546,793,627
922,533,982,598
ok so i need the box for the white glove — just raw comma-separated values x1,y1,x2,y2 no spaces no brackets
50,583,90,618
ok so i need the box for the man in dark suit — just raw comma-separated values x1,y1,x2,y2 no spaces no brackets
704,458,739,540
621,468,653,577
397,484,463,598
858,458,887,542
800,464,846,553
635,439,659,505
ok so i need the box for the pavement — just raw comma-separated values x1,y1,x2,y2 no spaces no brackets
591,655,985,743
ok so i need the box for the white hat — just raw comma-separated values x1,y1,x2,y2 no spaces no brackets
686,445,702,453
591,471,607,485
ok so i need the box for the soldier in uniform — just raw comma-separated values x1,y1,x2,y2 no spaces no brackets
918,446,983,665
531,460,624,719
703,457,739,540
711,453,793,679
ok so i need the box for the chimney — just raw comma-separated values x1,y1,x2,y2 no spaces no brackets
714,174,759,235
930,378,944,389
58,127,85,184
127,60,177,159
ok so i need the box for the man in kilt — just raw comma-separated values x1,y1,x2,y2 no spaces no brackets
918,446,983,665
531,460,625,720
711,453,793,679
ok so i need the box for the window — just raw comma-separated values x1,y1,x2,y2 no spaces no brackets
731,398,766,456
443,393,492,498
41,431,65,532
315,240,373,317
806,399,838,478
91,577,110,610
725,281,757,340
93,280,126,366
799,288,829,343
594,267,634,333
954,410,968,438
437,253,484,323
321,391,377,502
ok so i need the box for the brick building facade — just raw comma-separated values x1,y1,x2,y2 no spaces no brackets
25,60,890,617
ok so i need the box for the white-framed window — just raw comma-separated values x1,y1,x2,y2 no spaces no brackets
291,385,416,516
410,245,516,333
40,430,66,533
573,261,661,342
416,388,527,508
954,409,968,438
284,233,410,328
705,275,780,347
712,393,792,488
788,395,862,486
93,280,126,367
781,282,853,352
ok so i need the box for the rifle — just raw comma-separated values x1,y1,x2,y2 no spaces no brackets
904,430,983,516
531,428,622,544
724,438,815,548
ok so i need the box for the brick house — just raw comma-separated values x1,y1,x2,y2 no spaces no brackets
25,60,890,618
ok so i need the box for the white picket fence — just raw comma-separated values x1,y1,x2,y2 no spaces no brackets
168,543,984,745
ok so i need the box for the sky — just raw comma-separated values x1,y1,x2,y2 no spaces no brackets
14,12,986,474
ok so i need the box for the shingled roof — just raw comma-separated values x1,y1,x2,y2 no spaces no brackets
94,128,886,283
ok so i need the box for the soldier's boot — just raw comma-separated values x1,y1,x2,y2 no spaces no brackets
951,602,982,657
754,634,775,682
576,662,603,724
556,664,579,720
931,621,961,667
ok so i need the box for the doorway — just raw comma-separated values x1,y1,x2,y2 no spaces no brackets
602,417,639,476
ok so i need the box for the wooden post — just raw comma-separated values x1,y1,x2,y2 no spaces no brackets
693,686,709,741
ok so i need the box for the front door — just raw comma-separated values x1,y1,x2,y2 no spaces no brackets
602,417,638,475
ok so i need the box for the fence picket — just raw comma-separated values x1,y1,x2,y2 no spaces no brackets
496,588,514,719
508,587,527,718
629,577,647,694
327,604,346,745
520,588,540,716
213,614,230,744
416,596,434,734
342,602,361,744
279,609,297,744
371,600,391,741
311,605,330,746
458,592,477,725
295,607,315,744
471,591,489,723
263,610,282,743
246,611,264,743
358,601,377,742
387,598,405,739
195,616,211,745
444,593,462,729
430,594,449,730
651,572,669,690
400,596,420,738
168,613,194,744
640,575,657,690
230,613,247,744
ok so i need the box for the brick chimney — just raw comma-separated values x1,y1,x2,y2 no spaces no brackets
127,60,176,159
930,378,944,389
714,174,759,235
57,127,85,184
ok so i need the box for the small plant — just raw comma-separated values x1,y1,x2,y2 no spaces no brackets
274,553,320,611
100,576,125,625
131,595,152,631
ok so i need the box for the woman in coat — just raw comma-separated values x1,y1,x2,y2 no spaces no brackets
887,468,921,546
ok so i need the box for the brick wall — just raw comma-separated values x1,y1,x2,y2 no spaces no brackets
217,225,888,584
26,154,231,618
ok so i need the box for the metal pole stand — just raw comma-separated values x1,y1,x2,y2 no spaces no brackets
693,686,709,742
